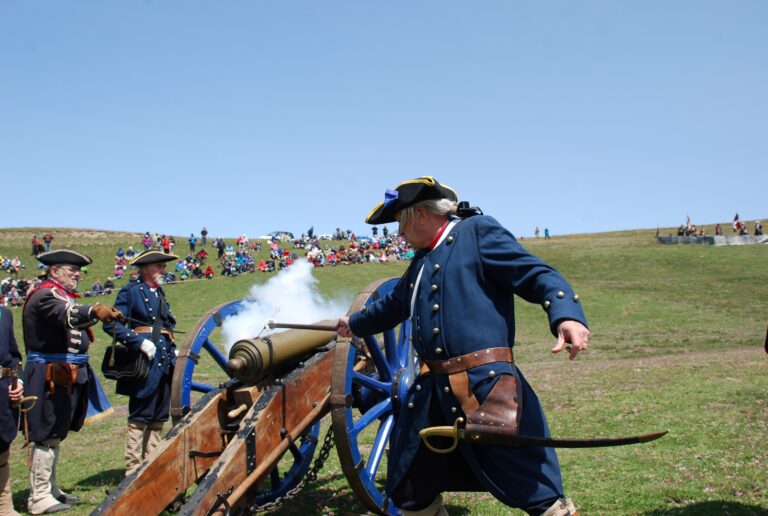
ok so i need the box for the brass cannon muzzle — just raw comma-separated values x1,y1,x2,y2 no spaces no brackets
227,320,336,383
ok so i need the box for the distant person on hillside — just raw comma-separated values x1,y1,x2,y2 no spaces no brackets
126,246,136,260
755,221,763,236
31,236,44,256
544,227,551,239
382,226,389,239
200,227,208,247
142,233,153,252
43,233,53,252
188,234,197,252
102,251,178,477
535,226,540,238
337,176,589,516
715,224,723,236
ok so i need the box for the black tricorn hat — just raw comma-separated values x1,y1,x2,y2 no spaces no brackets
36,249,93,267
130,250,178,266
365,176,458,225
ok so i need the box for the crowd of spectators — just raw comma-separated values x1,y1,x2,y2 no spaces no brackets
1,225,412,306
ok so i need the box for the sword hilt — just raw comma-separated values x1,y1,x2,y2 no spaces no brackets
419,417,464,454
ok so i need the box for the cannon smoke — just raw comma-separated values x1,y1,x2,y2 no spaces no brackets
221,260,350,354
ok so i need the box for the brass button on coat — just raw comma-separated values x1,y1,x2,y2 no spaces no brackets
433,264,440,271
556,291,565,298
435,347,443,354
432,304,440,311
433,327,440,335
431,284,438,292
447,235,454,243
543,300,551,309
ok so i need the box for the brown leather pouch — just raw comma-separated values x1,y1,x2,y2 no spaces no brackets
464,374,523,444
45,363,78,395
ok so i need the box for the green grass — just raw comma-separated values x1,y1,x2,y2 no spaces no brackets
2,226,767,515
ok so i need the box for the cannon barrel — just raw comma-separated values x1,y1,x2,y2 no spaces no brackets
227,320,336,383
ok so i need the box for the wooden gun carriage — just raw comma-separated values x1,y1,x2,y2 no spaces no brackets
94,278,411,515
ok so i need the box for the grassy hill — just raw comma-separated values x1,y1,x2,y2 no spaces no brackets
1,227,766,515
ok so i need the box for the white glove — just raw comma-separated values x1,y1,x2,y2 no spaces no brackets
140,339,157,360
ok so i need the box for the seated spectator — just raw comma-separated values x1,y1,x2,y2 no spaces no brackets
104,277,115,291
126,245,136,259
204,265,215,279
92,279,104,296
114,263,125,279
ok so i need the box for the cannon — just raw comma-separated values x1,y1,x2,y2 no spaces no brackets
94,278,412,515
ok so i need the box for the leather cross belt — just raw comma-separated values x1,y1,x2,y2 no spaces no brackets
424,347,514,375
132,326,174,341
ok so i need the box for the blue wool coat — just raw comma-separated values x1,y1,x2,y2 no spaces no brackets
349,215,588,509
103,280,176,399
0,307,21,448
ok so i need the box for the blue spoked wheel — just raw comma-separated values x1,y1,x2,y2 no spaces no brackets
170,299,244,420
331,278,414,516
170,299,320,508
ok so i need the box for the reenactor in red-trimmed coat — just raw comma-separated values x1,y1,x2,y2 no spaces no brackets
22,249,122,514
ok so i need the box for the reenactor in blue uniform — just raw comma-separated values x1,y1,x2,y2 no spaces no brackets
22,249,122,514
1,306,24,516
102,250,178,476
338,177,590,516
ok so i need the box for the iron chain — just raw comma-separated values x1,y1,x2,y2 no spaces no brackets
250,426,335,513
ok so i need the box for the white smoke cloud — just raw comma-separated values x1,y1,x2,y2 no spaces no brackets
221,260,350,354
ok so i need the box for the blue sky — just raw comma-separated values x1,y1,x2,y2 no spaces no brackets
2,1,766,239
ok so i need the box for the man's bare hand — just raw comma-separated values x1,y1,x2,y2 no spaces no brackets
8,381,23,402
336,317,353,338
551,320,590,360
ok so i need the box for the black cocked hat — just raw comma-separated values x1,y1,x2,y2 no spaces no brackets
365,176,458,225
36,249,92,267
129,250,178,266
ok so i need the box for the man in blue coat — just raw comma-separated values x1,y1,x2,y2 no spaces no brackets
338,177,589,516
1,306,24,515
103,250,178,476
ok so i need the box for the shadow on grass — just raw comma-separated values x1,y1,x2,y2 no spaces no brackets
75,468,125,488
647,501,768,515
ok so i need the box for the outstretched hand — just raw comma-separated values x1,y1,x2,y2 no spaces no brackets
551,320,590,360
92,303,125,323
336,317,353,338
